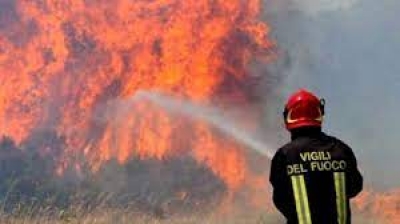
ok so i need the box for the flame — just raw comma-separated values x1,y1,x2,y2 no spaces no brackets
1,1,398,221
353,189,400,223
0,0,273,192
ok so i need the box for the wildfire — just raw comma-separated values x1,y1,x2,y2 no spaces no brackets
353,189,400,223
1,1,399,222
0,0,273,191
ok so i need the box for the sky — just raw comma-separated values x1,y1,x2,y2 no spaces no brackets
262,0,400,189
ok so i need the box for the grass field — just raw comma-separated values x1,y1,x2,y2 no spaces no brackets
0,208,387,224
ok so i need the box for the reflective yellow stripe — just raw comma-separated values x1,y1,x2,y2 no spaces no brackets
291,176,304,223
291,175,312,224
334,172,347,224
334,173,342,223
299,176,312,223
341,173,347,224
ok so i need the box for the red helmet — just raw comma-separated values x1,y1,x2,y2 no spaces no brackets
283,89,325,130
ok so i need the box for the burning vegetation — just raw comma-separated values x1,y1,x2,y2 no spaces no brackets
0,0,273,215
0,0,398,223
0,0,273,186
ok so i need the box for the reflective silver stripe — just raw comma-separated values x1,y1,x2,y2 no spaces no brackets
334,172,347,224
291,175,312,224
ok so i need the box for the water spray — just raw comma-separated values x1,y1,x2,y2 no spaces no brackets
132,91,275,159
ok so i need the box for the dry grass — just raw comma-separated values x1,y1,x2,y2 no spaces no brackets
0,210,282,224
0,209,387,224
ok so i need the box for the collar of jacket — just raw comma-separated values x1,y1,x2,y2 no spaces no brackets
290,127,323,141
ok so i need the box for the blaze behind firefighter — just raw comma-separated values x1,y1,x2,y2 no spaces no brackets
0,0,398,223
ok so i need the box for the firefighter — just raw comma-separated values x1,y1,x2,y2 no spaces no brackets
269,89,363,224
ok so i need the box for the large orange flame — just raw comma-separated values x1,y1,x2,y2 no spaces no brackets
1,1,399,222
0,0,273,191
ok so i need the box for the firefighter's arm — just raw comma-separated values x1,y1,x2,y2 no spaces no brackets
346,148,363,198
269,150,293,217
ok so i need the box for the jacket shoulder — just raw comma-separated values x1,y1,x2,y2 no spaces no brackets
277,137,312,155
275,141,295,156
274,140,304,161
325,134,352,149
324,134,357,158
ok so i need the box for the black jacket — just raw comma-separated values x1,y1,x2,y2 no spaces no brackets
269,128,363,224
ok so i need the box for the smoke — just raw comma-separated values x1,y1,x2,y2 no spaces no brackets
262,0,400,189
290,0,359,16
